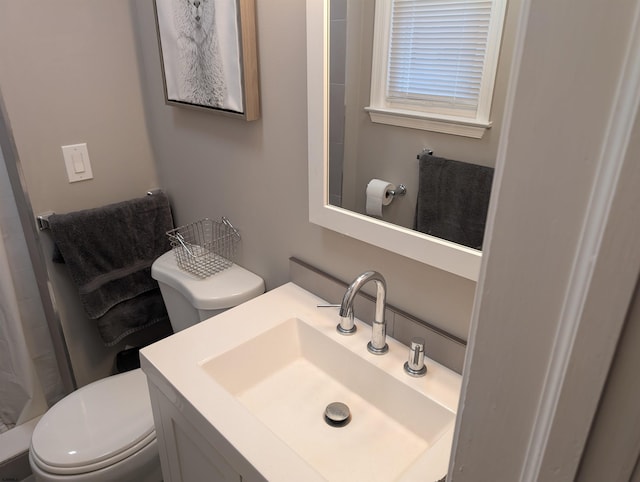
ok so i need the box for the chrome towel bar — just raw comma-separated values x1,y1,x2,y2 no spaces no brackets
36,189,163,231
36,212,54,231
416,147,434,159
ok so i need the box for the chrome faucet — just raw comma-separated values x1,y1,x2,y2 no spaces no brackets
340,271,389,354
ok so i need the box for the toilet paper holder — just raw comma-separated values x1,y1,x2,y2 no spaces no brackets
388,184,407,198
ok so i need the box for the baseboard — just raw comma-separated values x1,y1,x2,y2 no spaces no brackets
0,417,40,482
0,450,31,482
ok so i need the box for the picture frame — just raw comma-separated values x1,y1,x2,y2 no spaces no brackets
153,0,260,121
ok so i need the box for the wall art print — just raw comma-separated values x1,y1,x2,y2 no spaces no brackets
154,0,260,120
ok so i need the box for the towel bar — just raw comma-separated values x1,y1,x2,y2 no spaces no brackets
36,212,54,231
417,147,434,159
36,189,163,230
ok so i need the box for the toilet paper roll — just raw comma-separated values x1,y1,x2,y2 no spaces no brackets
366,179,396,217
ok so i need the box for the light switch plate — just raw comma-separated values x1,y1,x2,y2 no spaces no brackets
62,143,93,183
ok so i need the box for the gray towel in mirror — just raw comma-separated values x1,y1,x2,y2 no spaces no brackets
49,192,174,346
415,155,494,250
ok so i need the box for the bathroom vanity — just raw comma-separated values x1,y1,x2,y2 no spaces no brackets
141,283,462,481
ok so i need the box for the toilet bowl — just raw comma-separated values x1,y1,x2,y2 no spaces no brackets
29,369,161,482
30,252,265,481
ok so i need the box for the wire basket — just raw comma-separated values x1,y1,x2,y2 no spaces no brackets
166,217,240,278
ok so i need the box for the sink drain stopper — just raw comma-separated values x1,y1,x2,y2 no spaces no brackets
324,402,351,427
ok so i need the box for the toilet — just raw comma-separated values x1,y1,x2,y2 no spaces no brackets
29,251,265,481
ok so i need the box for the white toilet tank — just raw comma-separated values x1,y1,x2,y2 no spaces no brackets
151,251,265,332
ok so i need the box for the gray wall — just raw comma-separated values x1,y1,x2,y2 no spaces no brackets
0,0,476,385
132,0,476,340
0,1,160,386
577,280,640,481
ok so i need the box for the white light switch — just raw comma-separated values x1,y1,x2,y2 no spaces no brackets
62,143,93,183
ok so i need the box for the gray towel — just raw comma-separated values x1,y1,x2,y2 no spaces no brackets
49,192,174,345
415,155,494,250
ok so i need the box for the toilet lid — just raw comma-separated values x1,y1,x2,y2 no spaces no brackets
31,369,155,473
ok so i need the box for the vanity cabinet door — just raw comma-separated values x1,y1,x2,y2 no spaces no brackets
147,383,242,482
171,422,241,482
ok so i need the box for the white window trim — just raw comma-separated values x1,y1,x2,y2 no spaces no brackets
367,0,508,138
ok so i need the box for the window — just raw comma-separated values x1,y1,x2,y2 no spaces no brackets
366,0,508,138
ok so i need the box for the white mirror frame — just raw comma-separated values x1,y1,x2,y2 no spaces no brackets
306,0,482,281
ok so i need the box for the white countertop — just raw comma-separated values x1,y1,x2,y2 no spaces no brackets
141,282,461,481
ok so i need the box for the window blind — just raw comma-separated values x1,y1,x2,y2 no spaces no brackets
388,0,493,112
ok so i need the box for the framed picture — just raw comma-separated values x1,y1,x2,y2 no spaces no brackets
153,0,260,121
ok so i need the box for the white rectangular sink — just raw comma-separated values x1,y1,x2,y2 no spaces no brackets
201,317,455,481
141,282,462,482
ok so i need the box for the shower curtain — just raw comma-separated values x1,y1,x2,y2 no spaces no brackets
0,158,64,433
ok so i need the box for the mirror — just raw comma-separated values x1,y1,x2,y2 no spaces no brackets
307,0,517,281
